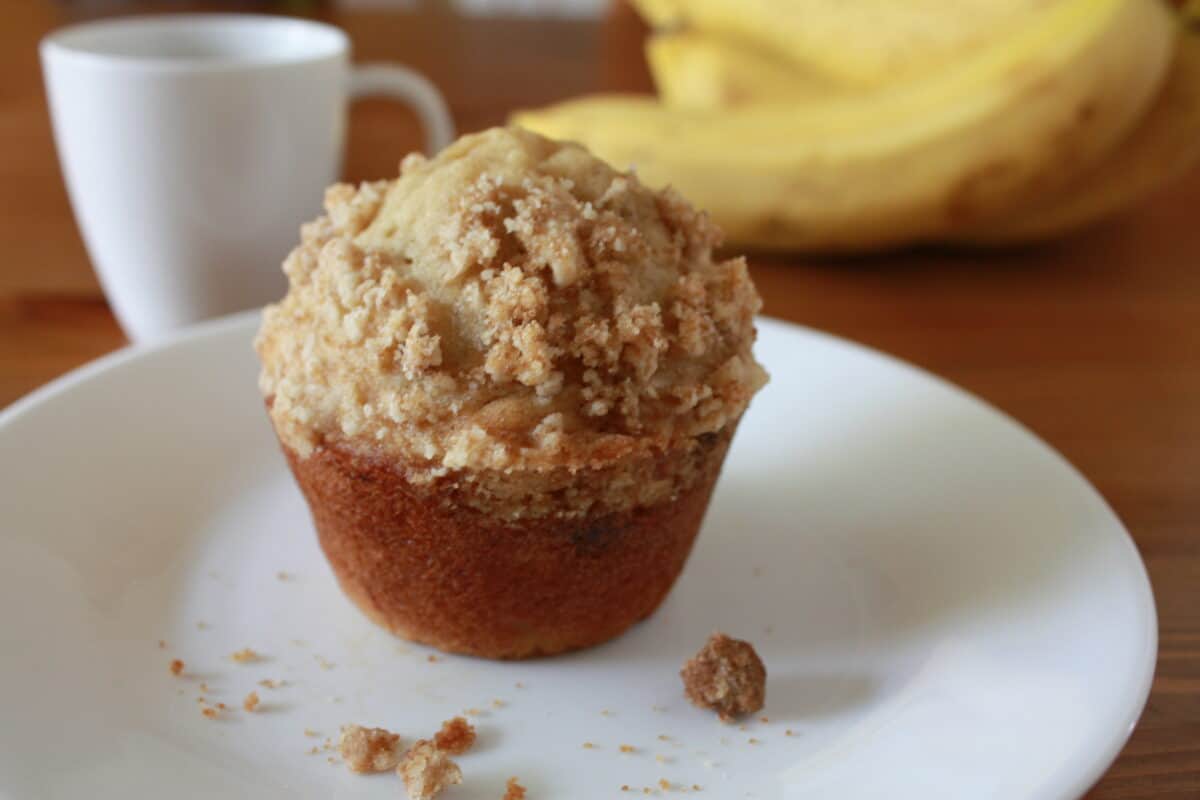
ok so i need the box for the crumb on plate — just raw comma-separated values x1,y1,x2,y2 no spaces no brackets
434,716,476,755
338,724,403,773
397,740,462,800
230,648,262,664
168,659,184,676
502,777,526,799
243,692,260,712
680,632,766,721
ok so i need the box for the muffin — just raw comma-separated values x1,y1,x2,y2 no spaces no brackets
255,127,767,659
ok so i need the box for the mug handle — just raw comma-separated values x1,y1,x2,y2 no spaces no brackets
349,64,455,154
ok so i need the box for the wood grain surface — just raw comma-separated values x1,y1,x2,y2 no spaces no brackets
2,3,1197,796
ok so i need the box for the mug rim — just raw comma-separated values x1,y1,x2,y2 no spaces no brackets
40,13,350,72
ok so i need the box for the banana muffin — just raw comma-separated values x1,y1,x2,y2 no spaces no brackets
255,126,767,659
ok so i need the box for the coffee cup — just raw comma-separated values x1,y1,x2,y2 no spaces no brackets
42,14,454,343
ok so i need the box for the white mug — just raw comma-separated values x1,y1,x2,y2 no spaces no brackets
41,14,454,343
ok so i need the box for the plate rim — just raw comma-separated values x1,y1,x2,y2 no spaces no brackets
0,309,1158,799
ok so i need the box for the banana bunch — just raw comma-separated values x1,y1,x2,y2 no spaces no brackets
512,0,1200,252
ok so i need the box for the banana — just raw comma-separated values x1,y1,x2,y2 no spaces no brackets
629,0,1067,87
959,23,1200,244
626,0,682,29
515,0,1174,253
646,31,839,109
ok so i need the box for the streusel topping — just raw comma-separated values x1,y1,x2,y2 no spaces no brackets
256,126,766,480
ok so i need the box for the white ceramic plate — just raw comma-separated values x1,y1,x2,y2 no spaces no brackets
0,312,1155,800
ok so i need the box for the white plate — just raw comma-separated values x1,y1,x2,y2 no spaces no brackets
0,312,1155,800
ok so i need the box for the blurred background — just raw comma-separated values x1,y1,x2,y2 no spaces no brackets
3,1,1199,795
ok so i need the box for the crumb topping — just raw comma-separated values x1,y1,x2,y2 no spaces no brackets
681,632,766,721
433,716,476,755
338,724,403,773
398,740,462,799
257,126,766,507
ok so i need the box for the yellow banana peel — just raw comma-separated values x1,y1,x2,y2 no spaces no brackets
958,24,1200,244
629,0,1062,87
516,0,1173,253
646,31,839,109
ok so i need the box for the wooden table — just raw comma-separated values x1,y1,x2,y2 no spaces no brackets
3,3,1197,796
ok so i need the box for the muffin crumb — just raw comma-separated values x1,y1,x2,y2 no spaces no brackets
230,648,262,664
681,632,766,721
243,692,260,712
200,706,218,720
338,724,403,773
397,740,462,800
433,716,476,755
620,744,637,754
168,659,184,676
502,777,527,799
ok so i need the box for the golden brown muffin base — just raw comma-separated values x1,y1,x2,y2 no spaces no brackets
280,430,732,659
